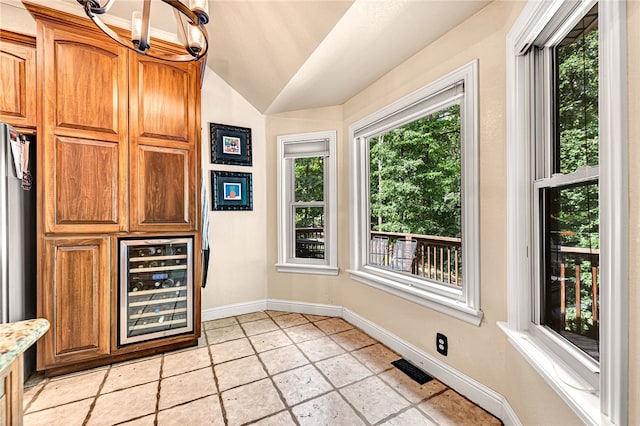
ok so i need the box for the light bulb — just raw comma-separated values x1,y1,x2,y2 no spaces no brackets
189,0,208,15
188,24,204,54
131,11,142,43
131,9,151,50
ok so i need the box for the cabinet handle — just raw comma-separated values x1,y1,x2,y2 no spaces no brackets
140,239,172,245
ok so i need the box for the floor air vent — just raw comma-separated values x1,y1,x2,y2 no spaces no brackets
391,359,433,385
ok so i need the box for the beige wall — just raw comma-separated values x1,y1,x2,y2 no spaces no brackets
266,106,344,305
265,1,640,424
200,69,268,309
340,0,518,391
0,2,36,35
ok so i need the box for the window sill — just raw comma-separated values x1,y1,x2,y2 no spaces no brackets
347,269,483,326
275,263,339,276
497,322,610,426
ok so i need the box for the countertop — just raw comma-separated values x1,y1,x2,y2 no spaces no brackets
0,318,49,374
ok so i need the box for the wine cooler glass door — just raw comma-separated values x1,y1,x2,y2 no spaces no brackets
119,238,193,345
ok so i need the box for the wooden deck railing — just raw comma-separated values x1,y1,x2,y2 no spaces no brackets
370,231,462,286
294,229,599,330
295,228,463,284
295,228,325,258
555,246,599,332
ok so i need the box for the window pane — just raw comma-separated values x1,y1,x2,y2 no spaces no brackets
556,6,598,174
541,181,599,360
295,207,324,259
368,104,462,285
294,157,324,202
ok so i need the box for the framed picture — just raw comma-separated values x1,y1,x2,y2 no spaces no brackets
211,171,253,211
210,123,252,166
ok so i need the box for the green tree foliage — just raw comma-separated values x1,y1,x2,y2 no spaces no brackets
558,28,599,175
555,27,599,251
369,104,461,238
294,157,324,203
549,24,600,342
294,157,324,228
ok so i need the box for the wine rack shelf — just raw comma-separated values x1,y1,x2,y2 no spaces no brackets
119,238,194,345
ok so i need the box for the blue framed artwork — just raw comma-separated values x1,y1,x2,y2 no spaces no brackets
210,122,252,166
212,171,253,211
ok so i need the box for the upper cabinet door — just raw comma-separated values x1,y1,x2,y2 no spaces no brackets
40,24,129,233
130,57,197,145
129,55,200,231
0,31,36,130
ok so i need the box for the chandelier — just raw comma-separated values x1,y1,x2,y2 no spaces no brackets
77,0,209,62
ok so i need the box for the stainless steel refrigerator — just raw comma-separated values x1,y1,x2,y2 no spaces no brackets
0,121,37,379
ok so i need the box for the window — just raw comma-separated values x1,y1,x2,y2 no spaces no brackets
348,60,481,325
534,3,601,367
276,130,338,275
503,0,627,424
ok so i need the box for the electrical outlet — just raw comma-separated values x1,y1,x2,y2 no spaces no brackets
436,333,448,356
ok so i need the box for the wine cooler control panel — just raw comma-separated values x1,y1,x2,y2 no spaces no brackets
119,238,194,345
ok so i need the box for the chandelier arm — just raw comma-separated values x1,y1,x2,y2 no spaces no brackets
173,8,189,47
83,0,116,15
139,0,151,52
162,0,201,25
78,0,209,62
171,5,209,59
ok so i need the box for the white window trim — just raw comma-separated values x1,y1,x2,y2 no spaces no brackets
500,1,628,424
348,60,482,326
276,130,338,275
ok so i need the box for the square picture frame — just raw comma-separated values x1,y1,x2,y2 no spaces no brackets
211,171,253,211
210,122,252,166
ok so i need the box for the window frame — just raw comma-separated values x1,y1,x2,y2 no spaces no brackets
276,130,338,275
501,0,628,424
348,60,481,326
532,9,601,387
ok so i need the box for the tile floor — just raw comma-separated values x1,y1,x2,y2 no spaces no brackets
22,311,502,425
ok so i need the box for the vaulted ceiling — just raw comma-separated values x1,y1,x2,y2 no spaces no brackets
6,0,491,114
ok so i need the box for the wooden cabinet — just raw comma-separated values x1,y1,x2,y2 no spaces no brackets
129,56,199,231
0,30,36,131
23,3,202,373
39,24,129,234
38,237,110,369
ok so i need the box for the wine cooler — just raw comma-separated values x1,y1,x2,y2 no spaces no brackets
119,237,194,345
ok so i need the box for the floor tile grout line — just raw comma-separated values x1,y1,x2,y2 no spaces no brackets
22,366,112,415
153,353,166,425
205,322,231,426
369,365,440,426
294,315,452,425
276,314,363,415
234,312,301,426
298,320,374,425
261,310,342,422
82,364,111,426
22,376,49,414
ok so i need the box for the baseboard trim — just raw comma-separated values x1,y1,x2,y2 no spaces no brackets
342,308,521,426
201,300,268,322
266,299,344,317
201,299,521,425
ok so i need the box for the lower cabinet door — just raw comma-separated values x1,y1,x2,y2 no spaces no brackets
38,237,110,369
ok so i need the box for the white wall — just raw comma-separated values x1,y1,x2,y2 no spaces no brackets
199,68,268,310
